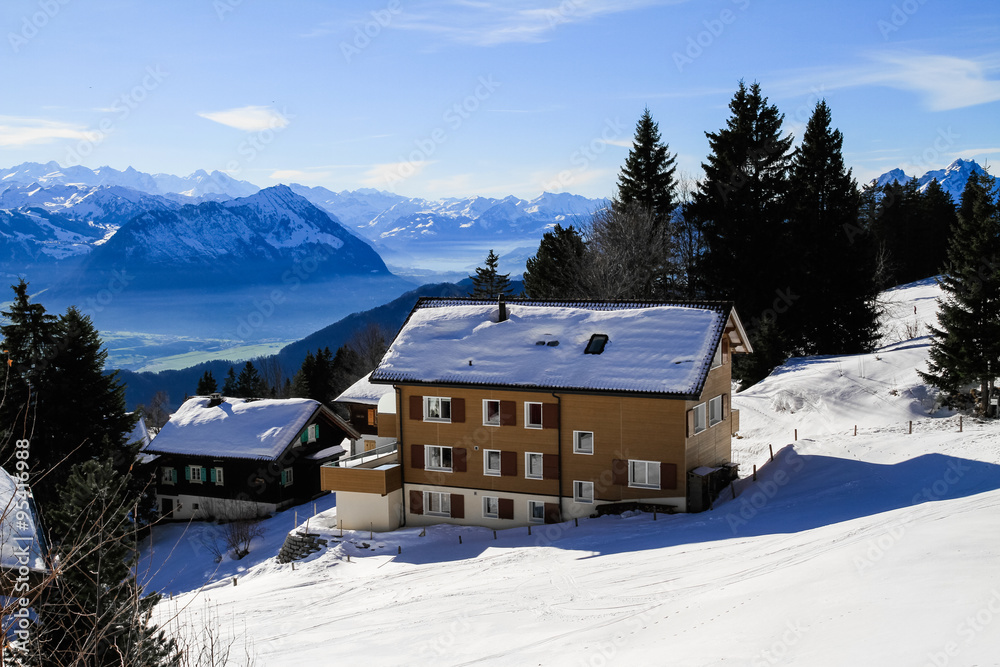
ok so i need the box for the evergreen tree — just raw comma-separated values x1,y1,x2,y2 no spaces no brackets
913,179,958,279
195,369,217,395
233,360,267,399
921,170,1000,414
522,224,588,299
468,250,514,300
689,81,794,384
221,365,237,395
786,100,878,355
869,178,922,287
34,458,178,665
331,344,364,400
615,107,677,223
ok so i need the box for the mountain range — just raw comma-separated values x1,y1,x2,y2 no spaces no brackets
873,158,985,202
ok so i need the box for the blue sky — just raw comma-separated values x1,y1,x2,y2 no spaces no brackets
1,0,998,199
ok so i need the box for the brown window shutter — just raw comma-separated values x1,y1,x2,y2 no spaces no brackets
612,458,628,486
662,462,678,490
452,447,467,472
722,393,730,419
410,395,423,420
500,450,517,476
686,409,695,437
451,398,465,423
409,489,423,515
450,493,465,519
722,337,730,364
542,453,559,480
411,444,425,469
544,502,561,524
499,400,516,426
498,498,514,520
542,403,560,429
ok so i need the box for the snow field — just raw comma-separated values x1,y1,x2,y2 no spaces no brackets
146,279,1000,666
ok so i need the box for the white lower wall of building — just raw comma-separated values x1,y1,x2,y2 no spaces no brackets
158,494,275,521
335,490,403,532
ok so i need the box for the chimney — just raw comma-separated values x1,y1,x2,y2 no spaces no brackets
498,294,507,323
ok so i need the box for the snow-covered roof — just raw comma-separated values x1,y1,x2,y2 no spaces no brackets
145,397,321,460
335,372,395,406
370,299,735,398
0,469,46,573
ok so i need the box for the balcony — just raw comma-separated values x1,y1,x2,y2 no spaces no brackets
321,443,400,496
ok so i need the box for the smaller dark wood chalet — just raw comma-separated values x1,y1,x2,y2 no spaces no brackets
144,394,356,520
334,372,398,459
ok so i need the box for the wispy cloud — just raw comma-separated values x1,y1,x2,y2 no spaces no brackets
0,116,98,147
198,106,291,132
394,0,685,46
361,160,433,187
774,51,1000,111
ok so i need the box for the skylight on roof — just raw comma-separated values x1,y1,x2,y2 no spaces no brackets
584,334,609,355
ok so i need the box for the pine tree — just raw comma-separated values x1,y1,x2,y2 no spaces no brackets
689,81,794,384
869,178,922,286
222,365,237,395
914,179,958,280
195,370,217,395
468,250,513,300
921,170,1000,414
522,224,588,299
233,361,267,399
615,108,677,223
786,100,878,355
34,458,178,665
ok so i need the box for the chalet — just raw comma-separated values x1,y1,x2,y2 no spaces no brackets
145,394,355,521
321,297,751,530
334,372,397,459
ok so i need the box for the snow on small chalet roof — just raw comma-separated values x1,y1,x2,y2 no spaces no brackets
335,372,395,406
0,469,46,572
145,397,320,461
370,299,730,398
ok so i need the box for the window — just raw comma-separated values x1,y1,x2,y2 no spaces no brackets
574,481,594,504
629,460,660,489
209,467,225,485
424,397,452,422
161,467,175,484
367,408,376,426
426,445,453,472
693,403,707,434
709,395,723,427
483,399,500,426
483,496,499,519
525,402,543,429
528,501,545,523
425,491,451,517
189,466,203,483
573,431,594,455
281,468,294,486
525,452,544,479
712,341,723,368
584,334,609,355
300,424,319,444
484,449,501,476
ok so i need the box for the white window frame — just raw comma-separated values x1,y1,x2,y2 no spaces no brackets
190,466,203,484
282,468,294,487
528,500,545,523
709,395,723,427
629,460,660,490
483,449,501,476
524,402,543,429
214,467,225,486
424,491,451,517
483,496,499,519
424,396,452,423
573,430,594,455
425,445,453,472
483,399,501,426
574,480,594,504
161,467,175,484
693,403,707,434
525,452,544,480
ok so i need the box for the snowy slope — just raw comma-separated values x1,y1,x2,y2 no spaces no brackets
145,278,1000,666
873,158,986,202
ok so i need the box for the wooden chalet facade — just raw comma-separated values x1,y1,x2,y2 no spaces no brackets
322,297,751,530
145,395,354,520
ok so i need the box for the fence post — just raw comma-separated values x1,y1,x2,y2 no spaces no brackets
794,429,798,441
960,416,963,432
753,464,757,482
909,420,913,434
769,444,774,462
854,425,857,436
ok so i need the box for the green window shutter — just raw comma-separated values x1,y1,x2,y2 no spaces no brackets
280,470,286,485
202,467,208,482
184,466,190,481
171,469,178,484
209,468,216,483
300,431,308,444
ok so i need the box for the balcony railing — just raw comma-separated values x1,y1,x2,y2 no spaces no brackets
328,442,398,468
